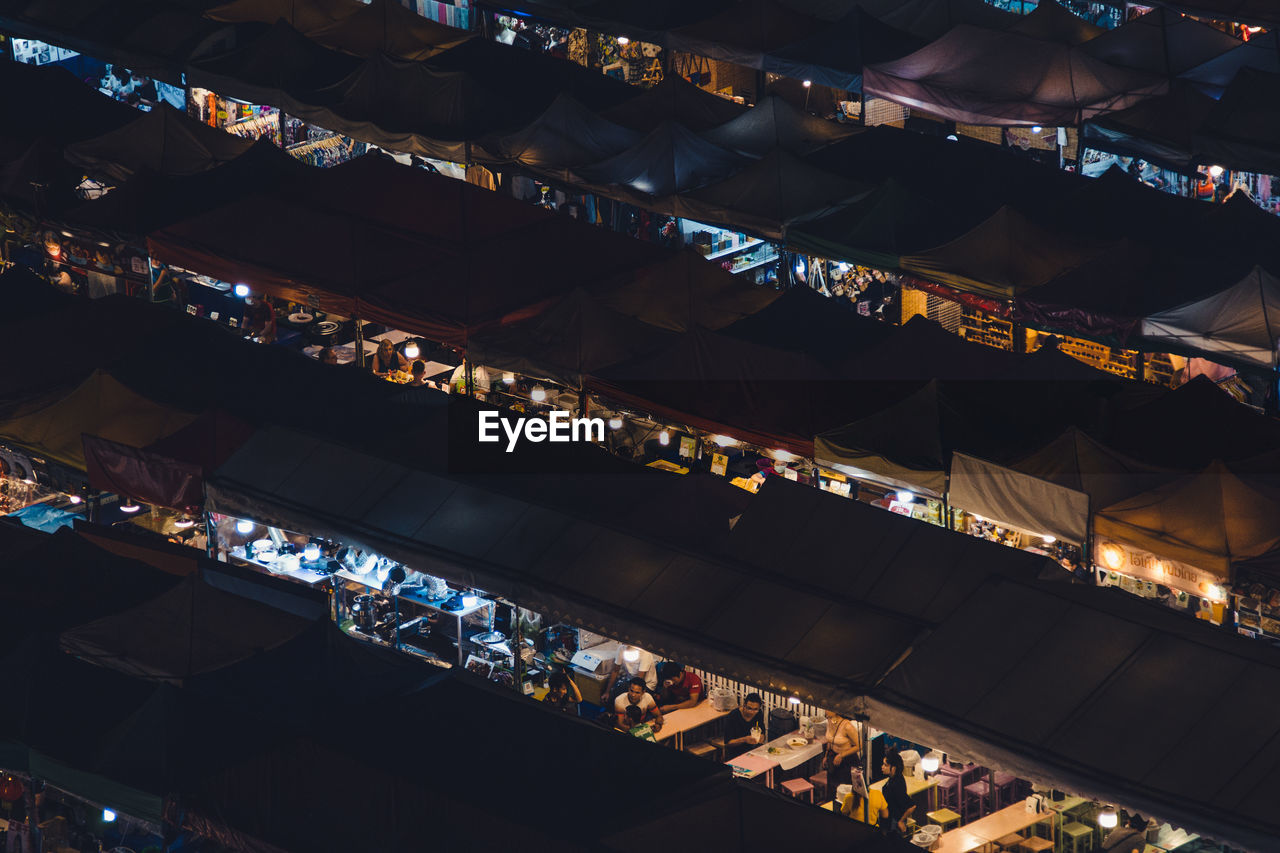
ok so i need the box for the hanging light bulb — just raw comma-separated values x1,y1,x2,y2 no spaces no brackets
402,340,420,360
1208,165,1224,178
945,134,959,142
802,80,812,88
102,809,117,823
659,430,670,446
1031,125,1043,134
236,519,256,535
616,36,630,45
1042,535,1056,544
119,501,141,514
303,540,322,562
69,495,83,504
788,695,801,705
233,283,250,298
174,516,195,529
896,490,914,503
921,750,942,774
608,417,623,430
1100,543,1125,571
622,647,641,663
531,385,547,402
502,372,516,385
1098,807,1118,829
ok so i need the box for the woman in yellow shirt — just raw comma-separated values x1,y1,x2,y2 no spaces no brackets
841,787,888,826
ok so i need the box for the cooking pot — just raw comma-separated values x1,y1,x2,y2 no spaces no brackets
352,594,379,631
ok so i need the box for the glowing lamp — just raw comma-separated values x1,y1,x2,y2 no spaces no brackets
608,417,623,430
530,385,547,402
502,372,516,385
402,341,420,360
174,517,195,530
233,283,250,298
236,519,255,535
802,80,811,88
1208,165,1224,178
712,435,738,447
921,751,941,774
1042,535,1056,544
616,36,629,45
788,695,801,705
1098,807,1118,829
895,490,913,503
304,541,322,562
103,809,117,823
658,430,670,446
1031,125,1043,134
119,501,141,514
69,495,83,504
1100,543,1125,571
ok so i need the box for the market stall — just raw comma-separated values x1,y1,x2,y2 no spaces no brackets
64,105,255,183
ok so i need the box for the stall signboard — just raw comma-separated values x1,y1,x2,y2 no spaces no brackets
1093,537,1225,599
711,453,728,477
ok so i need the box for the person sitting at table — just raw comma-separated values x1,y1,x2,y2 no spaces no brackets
656,662,703,714
841,786,888,826
542,671,582,716
318,346,339,365
823,710,862,793
722,693,765,759
371,339,409,377
614,678,663,732
408,360,430,386
882,749,916,836
603,645,657,699
1101,813,1148,852
242,294,277,343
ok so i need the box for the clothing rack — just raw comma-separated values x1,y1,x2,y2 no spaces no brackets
227,113,280,145
286,135,366,168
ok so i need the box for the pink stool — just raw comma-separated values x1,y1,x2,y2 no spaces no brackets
781,778,815,803
992,772,1017,808
935,774,961,810
808,770,829,801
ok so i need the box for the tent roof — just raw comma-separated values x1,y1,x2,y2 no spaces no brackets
701,94,860,158
207,426,921,704
592,248,781,332
0,370,195,471
1082,79,1219,173
902,205,1110,299
145,409,256,475
872,575,1280,853
1012,426,1178,510
1180,27,1280,97
1004,0,1104,45
466,288,677,388
718,286,898,365
674,148,870,241
0,60,136,158
1082,6,1240,76
854,0,1017,40
1095,459,1280,578
1192,67,1280,176
300,0,471,60
480,92,640,171
64,104,255,183
205,0,362,30
1140,264,1280,368
60,574,312,682
666,0,823,70
864,24,1167,126
598,74,749,133
574,121,750,198
762,7,925,90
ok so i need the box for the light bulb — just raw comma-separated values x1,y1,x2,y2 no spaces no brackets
802,80,811,88
402,341,420,359
921,751,941,773
1042,535,1056,544
304,542,322,562
102,809,116,823
236,519,255,535
1098,807,1118,829
1101,543,1125,571
608,417,623,430
69,495,83,504
1031,125,1043,134
502,372,515,385
531,385,547,402
896,490,913,503
946,134,958,142
233,283,250,298
616,36,629,45
119,501,141,514
788,695,801,705
174,517,195,529
622,647,641,663
1208,165,1224,178
659,430,670,446
712,434,737,447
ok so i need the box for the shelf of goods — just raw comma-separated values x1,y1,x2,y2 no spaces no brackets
1055,337,1139,379
959,307,1014,351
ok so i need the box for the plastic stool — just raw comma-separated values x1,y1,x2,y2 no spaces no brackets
781,778,814,803
808,770,829,801
935,774,961,810
927,809,962,832
1062,821,1095,853
686,741,716,758
1016,838,1055,853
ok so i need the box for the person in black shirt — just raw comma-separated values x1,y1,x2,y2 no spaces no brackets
542,671,582,716
722,693,765,759
882,749,916,835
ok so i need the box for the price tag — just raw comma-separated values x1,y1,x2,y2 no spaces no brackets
710,453,728,477
783,467,798,482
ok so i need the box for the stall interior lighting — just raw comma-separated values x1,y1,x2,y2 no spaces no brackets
236,519,256,535
502,372,516,385
402,341,420,360
895,490,913,503
233,283,251,298
119,501,141,514
788,695,801,705
946,134,959,142
802,80,811,88
102,809,116,823
712,434,738,447
1042,535,1056,544
616,36,629,45
608,417,623,430
1031,125,1043,134
69,495,82,504
1097,807,1118,829
769,448,799,463
1208,165,1224,177
622,647,641,663
531,385,547,402
1100,543,1125,571
304,541,322,562
920,751,942,774
658,430,671,446
174,517,195,529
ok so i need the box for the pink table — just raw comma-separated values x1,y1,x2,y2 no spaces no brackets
726,752,779,787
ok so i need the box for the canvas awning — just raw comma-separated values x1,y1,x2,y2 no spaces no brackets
1082,7,1240,77
598,74,749,132
1140,265,1280,368
701,94,859,158
948,451,1090,544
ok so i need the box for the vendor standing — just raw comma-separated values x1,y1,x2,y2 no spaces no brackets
822,710,862,792
603,645,657,698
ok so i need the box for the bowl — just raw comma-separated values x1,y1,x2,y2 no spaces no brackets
787,737,808,748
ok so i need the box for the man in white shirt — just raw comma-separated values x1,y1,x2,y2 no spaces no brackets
604,645,657,698
614,678,663,732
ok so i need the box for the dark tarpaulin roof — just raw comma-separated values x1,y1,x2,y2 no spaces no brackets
1159,0,1280,28
206,426,923,705
574,120,750,199
1082,79,1218,173
902,205,1111,299
466,288,676,389
296,0,471,60
1011,425,1178,511
0,60,136,158
673,148,869,241
1192,67,1280,176
1140,265,1280,369
848,0,1017,41
871,576,1280,853
1082,6,1240,77
762,8,925,91
666,0,823,70
591,248,781,332
64,104,255,183
864,25,1167,126
1180,27,1280,97
59,574,312,682
724,477,1059,625
205,0,366,31
598,73,750,133
66,138,308,236
478,92,640,173
788,177,994,269
718,286,897,365
700,94,860,158
1004,0,1104,45
0,140,84,215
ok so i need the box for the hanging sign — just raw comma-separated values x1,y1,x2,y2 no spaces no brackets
710,453,728,477
1093,537,1224,598
678,436,696,458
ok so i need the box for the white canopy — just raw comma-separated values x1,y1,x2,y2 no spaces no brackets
948,451,1090,545
1140,265,1280,368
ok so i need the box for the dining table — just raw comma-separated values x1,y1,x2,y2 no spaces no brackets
653,700,729,751
933,802,1056,853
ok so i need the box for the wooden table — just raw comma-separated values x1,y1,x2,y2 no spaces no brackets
743,732,824,771
653,701,729,751
935,803,1056,853
872,773,940,813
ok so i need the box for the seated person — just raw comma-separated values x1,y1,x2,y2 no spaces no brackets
621,705,658,741
722,693,765,759
318,346,339,365
656,662,703,714
542,671,582,716
408,360,429,386
841,787,888,825
242,295,277,343
371,339,409,377
614,677,663,732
